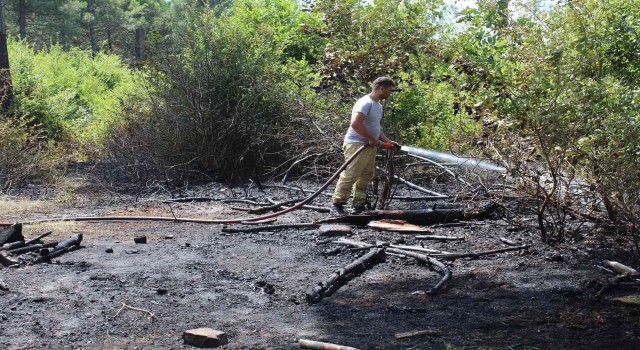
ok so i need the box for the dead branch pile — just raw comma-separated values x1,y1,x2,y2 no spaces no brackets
0,224,83,267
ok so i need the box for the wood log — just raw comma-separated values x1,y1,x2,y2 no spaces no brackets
31,234,83,264
0,224,24,245
1,231,52,251
1,240,26,251
221,223,318,233
306,248,385,304
8,241,58,255
299,339,359,350
317,203,499,226
603,260,638,275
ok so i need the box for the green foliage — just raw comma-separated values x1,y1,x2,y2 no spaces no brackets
9,38,148,147
451,0,640,242
138,0,321,179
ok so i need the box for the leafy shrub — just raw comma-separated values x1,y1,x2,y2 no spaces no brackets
134,0,321,181
9,38,148,148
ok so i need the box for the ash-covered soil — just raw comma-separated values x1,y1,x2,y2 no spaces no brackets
1,181,639,350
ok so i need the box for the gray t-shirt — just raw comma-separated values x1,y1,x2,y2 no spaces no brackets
344,95,383,144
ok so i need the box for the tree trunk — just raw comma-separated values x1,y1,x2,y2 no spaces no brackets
0,0,13,114
18,0,26,39
87,0,97,54
135,27,144,61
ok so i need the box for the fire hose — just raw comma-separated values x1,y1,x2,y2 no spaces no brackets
11,144,372,226
4,142,504,226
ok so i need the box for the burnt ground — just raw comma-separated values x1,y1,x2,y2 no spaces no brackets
1,178,639,350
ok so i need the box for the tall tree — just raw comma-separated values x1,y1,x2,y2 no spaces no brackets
0,0,12,113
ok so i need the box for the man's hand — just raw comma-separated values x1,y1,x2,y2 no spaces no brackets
380,140,401,150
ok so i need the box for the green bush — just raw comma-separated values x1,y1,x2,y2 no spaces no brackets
9,38,148,148
136,0,322,180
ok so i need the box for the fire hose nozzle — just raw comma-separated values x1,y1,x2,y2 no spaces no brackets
381,142,401,151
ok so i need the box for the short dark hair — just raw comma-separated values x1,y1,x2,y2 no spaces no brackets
372,76,395,90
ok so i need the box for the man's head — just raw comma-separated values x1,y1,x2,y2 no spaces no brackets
372,76,394,99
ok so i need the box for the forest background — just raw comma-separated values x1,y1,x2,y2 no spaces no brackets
0,0,638,255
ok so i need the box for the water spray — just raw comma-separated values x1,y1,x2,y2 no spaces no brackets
399,146,506,172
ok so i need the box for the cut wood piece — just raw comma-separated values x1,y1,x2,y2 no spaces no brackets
318,225,352,237
415,235,464,241
182,328,228,348
299,339,360,350
306,248,385,304
394,329,442,339
317,203,499,226
0,224,24,245
603,260,638,275
367,219,431,233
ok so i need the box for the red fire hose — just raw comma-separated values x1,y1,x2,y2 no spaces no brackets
9,144,369,226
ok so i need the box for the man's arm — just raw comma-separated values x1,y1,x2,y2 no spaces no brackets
350,112,379,146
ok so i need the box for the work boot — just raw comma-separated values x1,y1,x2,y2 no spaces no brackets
352,203,367,214
332,202,347,216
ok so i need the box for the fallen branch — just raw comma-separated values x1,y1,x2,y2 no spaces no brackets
378,167,449,198
603,260,638,275
248,199,300,214
388,244,452,255
113,303,156,320
162,197,223,203
391,196,449,201
334,239,451,296
31,234,83,264
499,237,519,246
394,329,442,339
299,339,359,350
429,244,531,260
1,231,53,251
406,152,467,185
222,223,318,233
306,247,385,304
415,235,465,241
597,273,640,298
386,247,451,295
8,241,58,255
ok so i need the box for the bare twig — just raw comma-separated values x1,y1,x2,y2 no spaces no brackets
112,303,156,320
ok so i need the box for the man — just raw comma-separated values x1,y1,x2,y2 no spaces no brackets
332,76,400,215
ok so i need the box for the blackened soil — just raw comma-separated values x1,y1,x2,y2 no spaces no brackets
1,183,639,350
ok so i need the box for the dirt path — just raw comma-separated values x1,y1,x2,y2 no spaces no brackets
1,191,639,349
